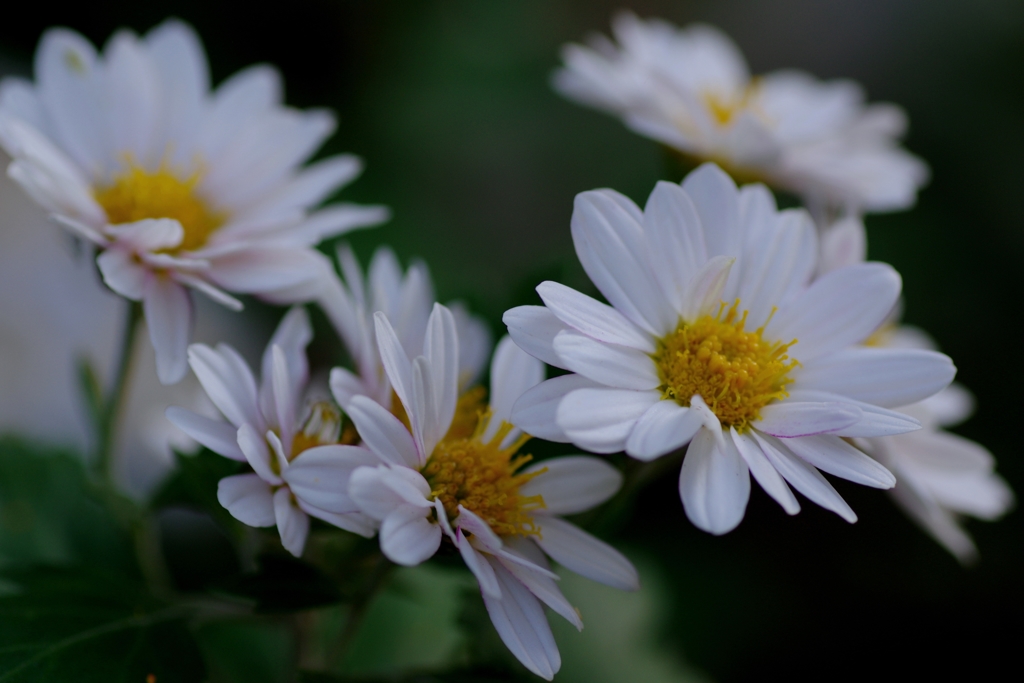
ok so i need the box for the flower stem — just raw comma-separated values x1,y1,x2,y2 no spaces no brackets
95,299,143,483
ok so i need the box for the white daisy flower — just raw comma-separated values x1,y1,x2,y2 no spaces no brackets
0,20,389,384
167,307,378,557
553,12,929,214
322,244,491,409
504,163,956,535
343,304,638,680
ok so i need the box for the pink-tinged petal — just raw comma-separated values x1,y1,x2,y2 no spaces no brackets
296,500,377,538
499,537,582,630
786,389,920,437
207,246,323,294
751,432,857,522
96,249,147,300
755,401,862,438
511,375,601,443
503,305,571,370
783,434,895,489
261,306,312,391
242,154,364,218
217,474,275,527
458,531,501,597
237,423,282,486
144,274,192,385
486,336,545,443
284,444,379,513
534,516,639,591
678,428,750,535
174,273,244,311
455,506,504,552
290,203,390,244
536,281,655,352
106,218,184,251
348,465,431,520
144,20,207,164
796,348,956,408
274,488,310,557
571,189,675,336
187,343,262,429
330,367,368,408
682,255,735,321
680,163,742,260
625,401,704,461
644,180,707,312
373,312,419,431
553,330,660,390
767,263,901,363
50,213,109,246
520,456,622,515
730,428,800,515
481,559,561,681
557,388,661,454
166,406,245,461
421,303,460,454
345,395,421,468
265,431,290,474
380,504,441,566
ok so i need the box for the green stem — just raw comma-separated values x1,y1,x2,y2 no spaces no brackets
95,300,143,483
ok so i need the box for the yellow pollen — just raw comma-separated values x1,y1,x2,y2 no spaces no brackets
94,157,226,252
654,300,798,433
422,411,546,537
702,81,761,127
391,385,487,442
290,401,345,459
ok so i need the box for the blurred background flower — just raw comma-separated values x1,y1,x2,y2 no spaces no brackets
2,1,1022,680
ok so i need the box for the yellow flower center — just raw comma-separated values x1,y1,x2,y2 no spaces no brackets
653,300,798,433
94,158,226,252
702,81,762,127
423,413,546,537
391,385,488,442
289,401,353,459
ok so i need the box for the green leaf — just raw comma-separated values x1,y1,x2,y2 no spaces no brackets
212,553,343,614
151,449,243,529
0,438,134,574
196,620,294,683
0,566,205,682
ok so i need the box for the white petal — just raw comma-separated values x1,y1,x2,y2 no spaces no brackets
557,388,661,453
783,434,895,489
380,504,441,566
458,531,501,597
730,429,799,515
455,506,504,553
283,444,379,513
499,537,582,630
751,432,857,522
681,254,735,321
274,488,310,557
536,281,654,352
553,330,659,390
348,465,431,520
187,343,261,429
796,348,956,408
217,474,275,527
373,311,419,435
520,456,622,515
486,336,545,443
755,401,862,438
421,303,460,454
96,249,147,300
207,247,324,294
330,366,368,408
510,375,601,443
625,401,704,461
260,306,312,407
481,559,561,681
786,389,920,437
534,516,639,591
819,216,866,273
144,275,192,385
503,305,571,370
643,180,707,312
768,263,901,363
166,406,246,461
680,164,742,260
237,423,282,486
297,500,377,538
678,428,750,535
345,395,421,468
106,218,184,251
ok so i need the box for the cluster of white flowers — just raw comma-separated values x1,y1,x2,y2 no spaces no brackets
0,14,1011,680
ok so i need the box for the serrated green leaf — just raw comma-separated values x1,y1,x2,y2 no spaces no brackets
0,566,205,682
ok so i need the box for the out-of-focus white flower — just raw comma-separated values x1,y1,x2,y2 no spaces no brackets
323,244,491,410
168,307,378,557
553,13,928,214
0,149,263,498
0,20,389,384
817,218,1013,561
504,164,956,535
344,305,638,680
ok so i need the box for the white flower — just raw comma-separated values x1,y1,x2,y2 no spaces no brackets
322,244,491,409
167,307,378,557
553,13,928,214
0,20,389,384
504,163,956,535
343,304,638,680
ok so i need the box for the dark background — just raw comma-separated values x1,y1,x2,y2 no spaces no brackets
2,1,1022,679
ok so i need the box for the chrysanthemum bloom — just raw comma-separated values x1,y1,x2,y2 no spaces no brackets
322,244,491,409
344,304,638,680
0,20,388,384
553,13,928,215
505,164,956,534
816,220,1013,561
167,307,377,556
